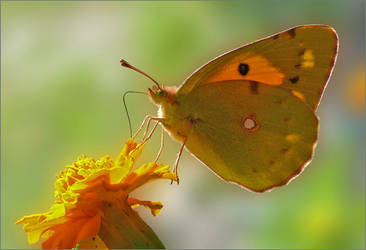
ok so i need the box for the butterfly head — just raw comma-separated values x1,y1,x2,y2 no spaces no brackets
148,85,177,105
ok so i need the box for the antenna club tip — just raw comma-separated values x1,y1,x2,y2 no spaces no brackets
119,59,161,89
120,59,130,67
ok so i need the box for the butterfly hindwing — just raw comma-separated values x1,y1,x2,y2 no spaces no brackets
178,80,318,192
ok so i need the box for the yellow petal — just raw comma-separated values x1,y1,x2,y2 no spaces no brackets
110,139,145,183
15,204,67,244
28,229,45,244
128,198,164,216
123,162,177,193
109,167,128,185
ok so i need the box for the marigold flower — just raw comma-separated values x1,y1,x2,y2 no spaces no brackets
16,138,177,249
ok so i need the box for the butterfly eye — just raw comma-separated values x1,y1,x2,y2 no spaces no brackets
238,63,249,75
156,89,165,97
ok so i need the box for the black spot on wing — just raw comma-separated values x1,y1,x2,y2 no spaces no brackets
238,63,249,75
249,81,259,94
289,76,299,84
298,49,306,56
281,148,289,154
186,116,200,124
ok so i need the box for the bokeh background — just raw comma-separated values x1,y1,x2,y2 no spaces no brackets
1,1,365,249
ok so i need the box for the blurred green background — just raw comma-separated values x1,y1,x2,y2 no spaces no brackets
1,1,365,249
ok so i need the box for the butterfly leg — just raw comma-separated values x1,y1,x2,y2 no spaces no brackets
132,115,151,140
142,117,154,141
171,137,187,184
133,115,162,142
125,118,162,166
141,118,163,144
154,126,165,163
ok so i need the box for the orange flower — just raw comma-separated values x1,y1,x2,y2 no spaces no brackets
16,139,177,249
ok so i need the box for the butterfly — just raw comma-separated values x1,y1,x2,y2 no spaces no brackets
121,25,338,192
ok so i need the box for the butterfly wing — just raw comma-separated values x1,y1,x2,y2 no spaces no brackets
177,25,338,110
177,80,318,192
158,25,337,191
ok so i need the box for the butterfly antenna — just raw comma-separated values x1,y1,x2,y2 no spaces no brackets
120,59,162,90
122,91,148,137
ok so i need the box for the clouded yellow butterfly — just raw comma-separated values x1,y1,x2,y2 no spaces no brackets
122,25,338,192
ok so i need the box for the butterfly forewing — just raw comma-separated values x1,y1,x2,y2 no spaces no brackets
177,25,338,110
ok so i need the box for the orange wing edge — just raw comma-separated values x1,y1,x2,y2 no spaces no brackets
312,25,339,111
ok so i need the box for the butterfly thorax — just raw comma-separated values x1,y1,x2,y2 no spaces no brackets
149,86,194,142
